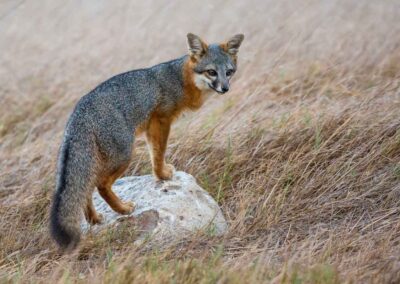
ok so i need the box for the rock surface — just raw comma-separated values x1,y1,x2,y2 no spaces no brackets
82,171,227,244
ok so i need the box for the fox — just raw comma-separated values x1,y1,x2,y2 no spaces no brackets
50,33,244,250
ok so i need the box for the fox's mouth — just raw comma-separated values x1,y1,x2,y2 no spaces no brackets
208,84,227,94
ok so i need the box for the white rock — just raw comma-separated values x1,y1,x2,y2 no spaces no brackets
82,171,228,244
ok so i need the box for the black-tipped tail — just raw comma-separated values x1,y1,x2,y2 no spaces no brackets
50,138,87,251
50,196,81,251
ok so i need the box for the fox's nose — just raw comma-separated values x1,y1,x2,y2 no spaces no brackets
221,86,229,93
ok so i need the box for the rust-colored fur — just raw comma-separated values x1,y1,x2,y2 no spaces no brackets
183,57,206,110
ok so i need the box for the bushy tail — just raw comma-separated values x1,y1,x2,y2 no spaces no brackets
50,138,94,251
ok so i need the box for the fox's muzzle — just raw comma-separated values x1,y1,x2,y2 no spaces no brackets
211,77,230,94
221,83,229,93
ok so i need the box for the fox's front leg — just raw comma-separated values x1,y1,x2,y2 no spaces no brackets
146,116,175,180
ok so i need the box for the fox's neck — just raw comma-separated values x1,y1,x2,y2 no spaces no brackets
148,55,209,120
182,56,209,110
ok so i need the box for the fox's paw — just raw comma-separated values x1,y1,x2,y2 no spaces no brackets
120,201,135,215
155,164,175,180
87,213,104,225
92,213,104,225
165,163,175,174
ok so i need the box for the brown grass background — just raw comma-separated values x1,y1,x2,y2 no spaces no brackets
1,0,400,283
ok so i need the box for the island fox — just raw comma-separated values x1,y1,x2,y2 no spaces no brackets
50,33,244,250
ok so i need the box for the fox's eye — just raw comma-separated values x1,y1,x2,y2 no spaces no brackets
206,69,217,76
226,69,234,76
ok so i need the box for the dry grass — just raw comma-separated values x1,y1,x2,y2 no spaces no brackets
1,0,400,283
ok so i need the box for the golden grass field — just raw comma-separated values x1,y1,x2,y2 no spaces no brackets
1,0,400,283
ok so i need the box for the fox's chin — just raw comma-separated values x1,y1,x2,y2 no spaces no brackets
207,84,226,95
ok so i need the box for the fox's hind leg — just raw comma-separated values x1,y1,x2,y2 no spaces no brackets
84,194,103,225
97,163,135,215
95,122,135,215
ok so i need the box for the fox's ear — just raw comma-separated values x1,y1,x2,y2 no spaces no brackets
187,33,207,59
223,34,245,56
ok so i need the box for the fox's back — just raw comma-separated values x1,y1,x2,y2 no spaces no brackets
66,56,186,136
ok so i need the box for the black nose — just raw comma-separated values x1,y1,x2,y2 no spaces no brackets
221,86,229,93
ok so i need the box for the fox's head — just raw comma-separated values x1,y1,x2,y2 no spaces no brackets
187,33,244,94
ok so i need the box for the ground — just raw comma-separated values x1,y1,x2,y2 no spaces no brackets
0,0,400,283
